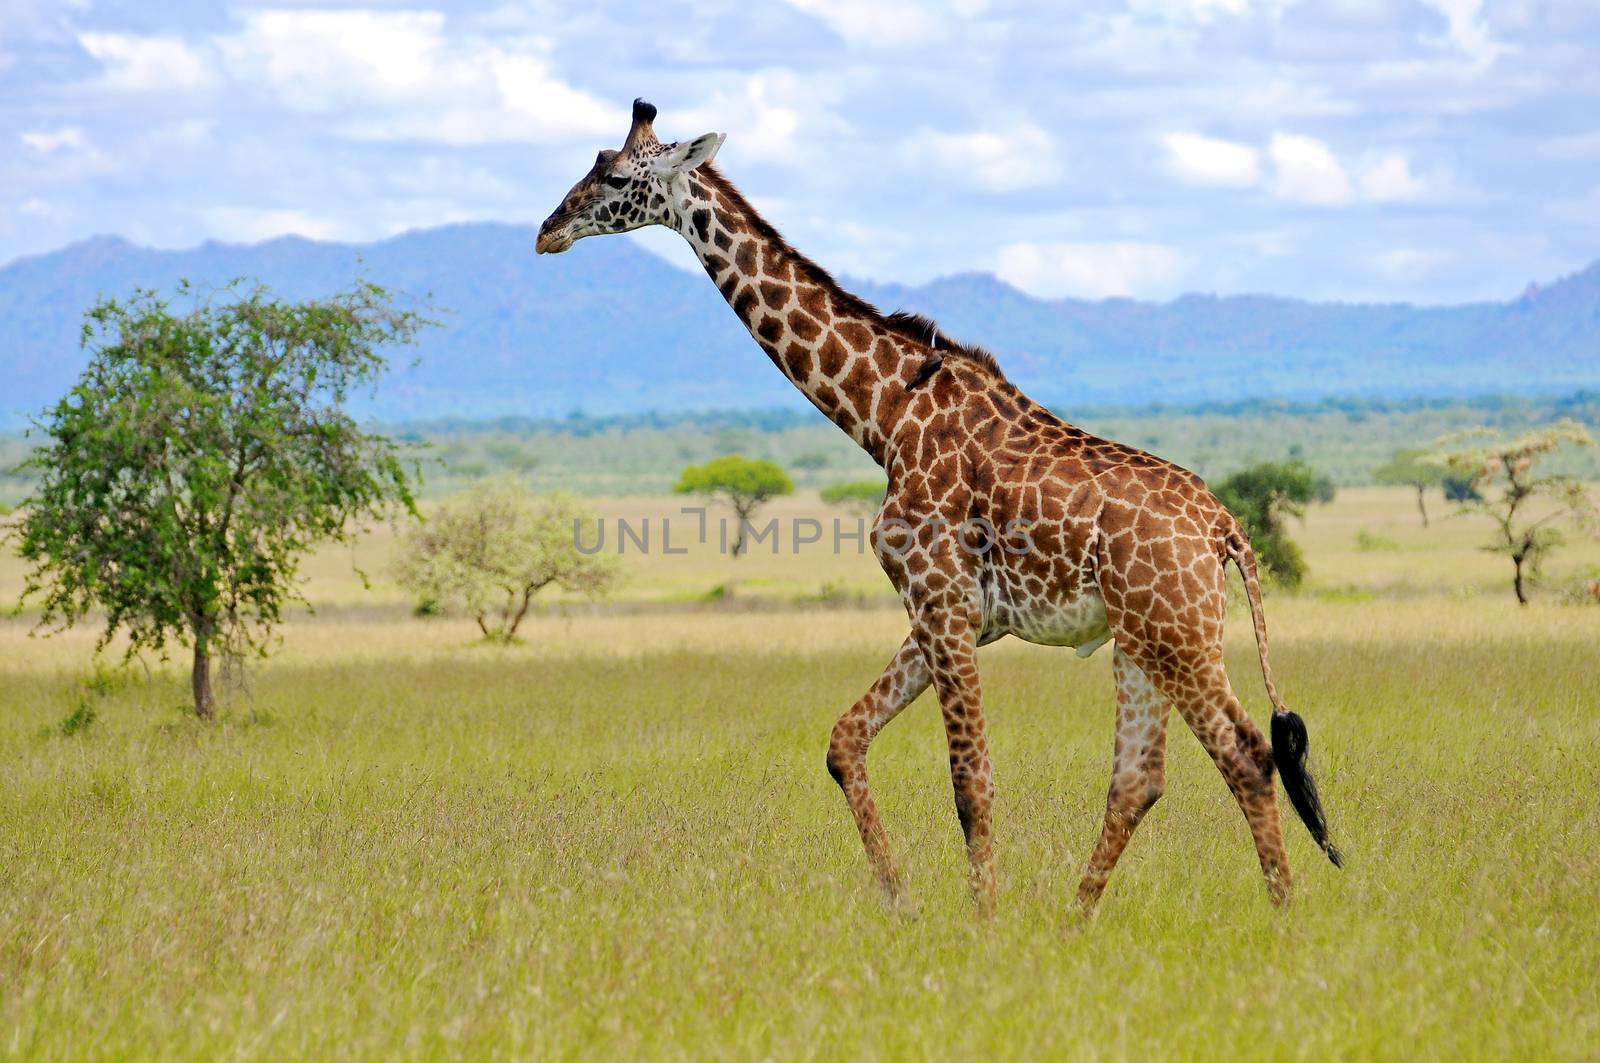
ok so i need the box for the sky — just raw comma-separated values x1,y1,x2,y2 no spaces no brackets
3,0,1598,304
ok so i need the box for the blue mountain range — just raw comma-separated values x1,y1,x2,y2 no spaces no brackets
2,223,1596,426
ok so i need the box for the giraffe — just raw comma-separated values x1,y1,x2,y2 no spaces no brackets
537,100,1342,914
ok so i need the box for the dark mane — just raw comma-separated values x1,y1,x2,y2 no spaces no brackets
880,311,1004,377
696,164,1006,381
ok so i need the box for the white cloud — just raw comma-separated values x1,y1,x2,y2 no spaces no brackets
18,197,62,220
14,126,116,181
220,10,447,110
1127,0,1251,22
200,207,344,244
219,10,623,144
995,241,1179,298
1166,130,1435,205
676,73,812,162
1222,77,1358,120
1373,247,1452,280
1161,131,1260,187
1420,0,1505,66
1268,133,1353,204
20,127,89,155
780,0,994,46
781,0,945,44
915,123,1060,191
78,32,210,91
1359,154,1428,202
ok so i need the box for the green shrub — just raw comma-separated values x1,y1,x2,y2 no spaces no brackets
58,698,97,737
1213,460,1318,587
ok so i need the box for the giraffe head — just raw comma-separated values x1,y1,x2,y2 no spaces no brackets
536,99,725,254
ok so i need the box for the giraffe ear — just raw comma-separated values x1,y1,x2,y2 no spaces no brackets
652,133,725,175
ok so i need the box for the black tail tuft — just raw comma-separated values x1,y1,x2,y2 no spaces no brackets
1271,710,1343,868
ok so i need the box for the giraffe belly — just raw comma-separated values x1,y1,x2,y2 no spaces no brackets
992,592,1112,655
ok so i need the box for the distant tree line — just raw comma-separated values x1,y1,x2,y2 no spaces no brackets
398,407,821,440
390,390,1600,440
1068,390,1600,423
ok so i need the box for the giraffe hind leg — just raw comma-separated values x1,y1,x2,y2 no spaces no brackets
1095,530,1292,905
1075,646,1172,913
1142,649,1293,905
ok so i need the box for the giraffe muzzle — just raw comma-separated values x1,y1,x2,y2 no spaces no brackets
535,219,573,255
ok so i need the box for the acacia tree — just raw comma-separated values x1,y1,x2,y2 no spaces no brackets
1373,448,1445,527
1213,460,1317,587
674,455,793,558
10,282,427,718
819,478,887,513
1432,421,1597,604
393,480,619,641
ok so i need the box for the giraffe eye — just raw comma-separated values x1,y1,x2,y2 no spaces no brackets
604,175,630,190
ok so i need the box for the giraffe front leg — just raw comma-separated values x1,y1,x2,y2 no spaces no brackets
1075,646,1172,914
827,634,931,903
908,600,996,917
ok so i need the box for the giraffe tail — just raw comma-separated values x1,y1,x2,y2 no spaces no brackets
1225,527,1344,869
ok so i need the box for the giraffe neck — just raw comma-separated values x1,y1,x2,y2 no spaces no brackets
670,167,920,465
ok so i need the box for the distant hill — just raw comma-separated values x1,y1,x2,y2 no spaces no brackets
2,224,1597,426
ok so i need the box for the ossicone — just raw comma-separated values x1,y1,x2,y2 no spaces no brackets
624,98,660,153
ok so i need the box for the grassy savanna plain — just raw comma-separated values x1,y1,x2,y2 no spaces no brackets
3,487,1598,1059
